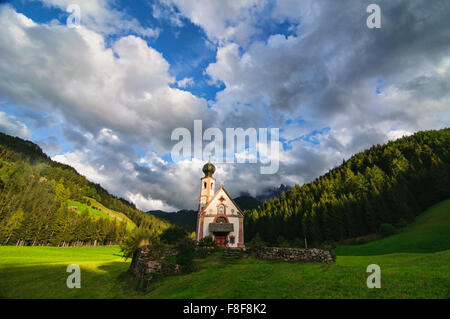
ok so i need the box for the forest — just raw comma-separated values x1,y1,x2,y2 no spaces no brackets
244,128,450,246
1,128,449,247
0,132,170,246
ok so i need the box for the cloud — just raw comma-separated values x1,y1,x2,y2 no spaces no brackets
161,0,269,45
386,129,412,141
206,0,450,144
176,77,194,88
0,111,31,139
0,5,213,154
39,0,160,37
36,136,61,156
1,1,450,211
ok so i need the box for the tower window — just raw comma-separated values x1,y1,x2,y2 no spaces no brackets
211,183,213,190
204,182,207,189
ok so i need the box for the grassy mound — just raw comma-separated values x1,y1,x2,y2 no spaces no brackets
336,200,450,256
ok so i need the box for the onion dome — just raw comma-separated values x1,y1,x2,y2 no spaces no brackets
202,162,215,177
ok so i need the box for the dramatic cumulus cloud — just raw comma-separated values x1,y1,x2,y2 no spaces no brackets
205,0,450,160
0,1,449,211
0,5,213,154
0,4,212,210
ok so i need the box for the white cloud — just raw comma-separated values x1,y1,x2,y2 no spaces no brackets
127,192,177,212
176,77,194,88
0,111,31,139
40,0,159,37
0,6,213,154
162,0,268,45
387,129,412,141
53,150,109,186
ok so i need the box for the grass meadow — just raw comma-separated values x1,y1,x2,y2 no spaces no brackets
0,200,449,299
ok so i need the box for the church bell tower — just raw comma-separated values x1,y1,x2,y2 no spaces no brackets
198,161,216,212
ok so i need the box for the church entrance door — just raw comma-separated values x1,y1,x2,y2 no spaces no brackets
214,233,227,247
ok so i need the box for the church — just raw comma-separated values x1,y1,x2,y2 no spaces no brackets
196,161,244,248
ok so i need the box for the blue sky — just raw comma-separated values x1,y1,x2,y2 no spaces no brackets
0,0,449,210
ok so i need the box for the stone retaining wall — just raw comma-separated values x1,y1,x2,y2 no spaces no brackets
254,247,335,264
129,246,179,281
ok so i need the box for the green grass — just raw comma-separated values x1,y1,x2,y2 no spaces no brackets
68,197,136,231
336,200,450,255
0,246,122,267
68,200,111,220
0,246,136,299
0,247,448,299
0,200,449,299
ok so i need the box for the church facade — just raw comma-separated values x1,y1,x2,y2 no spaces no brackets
196,162,244,248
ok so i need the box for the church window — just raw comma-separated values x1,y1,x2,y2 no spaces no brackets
218,205,225,214
229,236,235,244
216,217,227,224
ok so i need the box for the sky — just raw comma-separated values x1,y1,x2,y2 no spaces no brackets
0,0,449,211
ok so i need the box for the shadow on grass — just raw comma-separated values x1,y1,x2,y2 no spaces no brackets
0,260,142,299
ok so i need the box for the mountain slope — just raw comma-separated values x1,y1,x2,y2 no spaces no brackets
245,128,450,245
234,195,261,211
336,199,450,255
255,184,291,202
0,132,170,246
148,210,197,233
67,197,136,231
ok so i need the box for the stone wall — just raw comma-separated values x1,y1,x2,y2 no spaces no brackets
254,247,335,264
129,246,179,281
129,246,215,282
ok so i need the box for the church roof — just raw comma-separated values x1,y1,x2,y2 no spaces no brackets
199,185,244,217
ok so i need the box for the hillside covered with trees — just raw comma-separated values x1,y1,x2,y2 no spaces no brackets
0,132,170,246
244,128,450,246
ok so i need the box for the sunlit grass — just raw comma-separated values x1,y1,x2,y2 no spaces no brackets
1,200,449,299
336,200,450,255
67,197,136,231
0,246,448,299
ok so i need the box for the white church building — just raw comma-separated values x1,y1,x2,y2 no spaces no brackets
196,162,245,248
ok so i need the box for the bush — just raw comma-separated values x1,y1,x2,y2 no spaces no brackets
197,236,216,248
176,239,196,273
292,238,304,248
120,227,158,260
323,244,337,262
396,218,408,228
160,226,188,245
379,223,396,237
249,233,265,253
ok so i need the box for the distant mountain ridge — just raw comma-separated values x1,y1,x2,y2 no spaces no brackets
148,209,197,233
255,184,291,202
148,195,262,232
